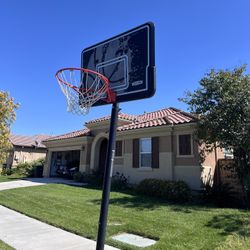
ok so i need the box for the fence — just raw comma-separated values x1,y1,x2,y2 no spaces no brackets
214,159,244,198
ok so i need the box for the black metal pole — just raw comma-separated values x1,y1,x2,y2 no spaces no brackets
96,102,120,250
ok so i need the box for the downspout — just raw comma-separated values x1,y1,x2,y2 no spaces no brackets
171,122,175,181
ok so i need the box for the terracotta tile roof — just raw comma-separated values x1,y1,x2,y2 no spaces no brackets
85,113,137,124
136,108,176,122
44,107,196,142
117,107,196,132
117,118,168,131
10,134,52,148
44,128,90,142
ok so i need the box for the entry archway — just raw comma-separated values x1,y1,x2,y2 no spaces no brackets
90,132,108,172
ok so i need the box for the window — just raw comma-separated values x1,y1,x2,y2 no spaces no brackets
115,140,123,157
140,138,152,167
178,134,192,156
133,137,159,169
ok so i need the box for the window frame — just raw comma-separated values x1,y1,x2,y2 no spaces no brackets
177,133,194,158
139,137,152,168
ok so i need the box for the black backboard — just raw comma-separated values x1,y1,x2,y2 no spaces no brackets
81,22,156,106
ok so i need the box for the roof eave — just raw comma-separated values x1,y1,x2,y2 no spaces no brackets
43,135,94,148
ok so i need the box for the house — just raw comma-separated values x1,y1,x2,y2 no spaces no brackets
6,134,51,168
42,107,224,190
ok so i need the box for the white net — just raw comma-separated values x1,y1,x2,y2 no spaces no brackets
56,68,109,115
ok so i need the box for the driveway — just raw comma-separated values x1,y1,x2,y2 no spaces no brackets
0,178,85,191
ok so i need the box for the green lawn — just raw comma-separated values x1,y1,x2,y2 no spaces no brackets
0,166,23,183
0,174,23,183
0,184,249,250
0,240,14,250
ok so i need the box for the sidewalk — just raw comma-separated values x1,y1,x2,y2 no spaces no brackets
0,205,118,250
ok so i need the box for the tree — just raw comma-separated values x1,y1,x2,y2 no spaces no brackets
0,91,19,165
180,65,250,205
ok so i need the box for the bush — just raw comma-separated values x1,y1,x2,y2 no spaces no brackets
72,171,103,185
245,174,250,192
202,182,241,207
13,162,32,176
12,158,45,177
86,170,104,187
30,158,44,177
111,172,129,191
136,179,191,202
32,158,45,167
1,167,12,176
246,175,250,206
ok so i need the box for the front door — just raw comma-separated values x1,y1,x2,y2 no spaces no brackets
99,139,108,176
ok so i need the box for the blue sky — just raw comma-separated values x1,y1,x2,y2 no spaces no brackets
1,0,250,136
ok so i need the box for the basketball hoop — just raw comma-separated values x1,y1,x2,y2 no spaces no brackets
55,68,116,115
55,23,155,250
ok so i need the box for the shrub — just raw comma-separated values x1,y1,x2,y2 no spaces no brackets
246,174,250,192
86,170,104,187
246,175,250,206
111,172,129,191
1,167,12,176
32,158,45,167
136,178,191,202
72,171,103,186
12,158,45,177
13,162,32,176
201,182,240,207
30,158,44,177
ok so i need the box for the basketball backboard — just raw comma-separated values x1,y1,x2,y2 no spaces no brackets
81,22,155,106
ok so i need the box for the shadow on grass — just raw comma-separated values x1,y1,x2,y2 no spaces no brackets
90,193,214,212
0,175,24,182
91,195,161,210
206,213,250,237
7,177,22,180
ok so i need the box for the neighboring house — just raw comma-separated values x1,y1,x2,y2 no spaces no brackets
6,134,51,168
42,107,224,190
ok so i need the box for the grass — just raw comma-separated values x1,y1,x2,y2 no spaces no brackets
0,166,23,183
0,174,23,183
0,184,249,250
0,240,14,250
215,234,250,250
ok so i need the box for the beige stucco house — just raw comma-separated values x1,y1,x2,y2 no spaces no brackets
6,134,51,168
43,107,224,190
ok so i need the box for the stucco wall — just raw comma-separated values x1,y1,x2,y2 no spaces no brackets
113,131,202,190
7,147,47,168
43,123,206,190
114,151,174,184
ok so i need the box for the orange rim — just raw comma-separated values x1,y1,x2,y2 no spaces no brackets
55,67,116,103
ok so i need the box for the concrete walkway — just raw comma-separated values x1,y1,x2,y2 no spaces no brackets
0,205,118,250
0,178,85,191
0,180,46,191
0,179,118,249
